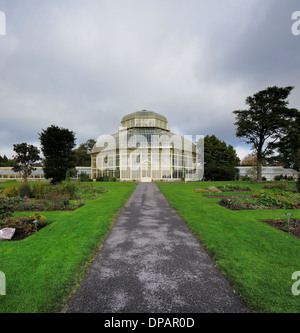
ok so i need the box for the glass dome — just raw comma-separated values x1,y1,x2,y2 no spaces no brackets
121,110,168,131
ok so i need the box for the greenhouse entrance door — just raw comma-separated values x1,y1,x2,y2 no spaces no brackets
141,160,151,182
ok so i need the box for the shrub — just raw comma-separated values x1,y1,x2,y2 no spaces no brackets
78,172,91,182
31,184,45,199
263,182,288,190
16,199,48,212
65,170,71,182
207,186,222,193
30,213,47,228
96,176,110,182
4,185,19,198
219,197,258,210
19,183,31,198
204,165,237,181
57,182,78,198
95,175,117,182
216,184,251,192
0,197,48,213
0,198,15,219
297,176,300,193
44,191,70,211
195,188,208,193
239,175,250,181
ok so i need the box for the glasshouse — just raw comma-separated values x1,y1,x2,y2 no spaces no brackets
89,110,202,182
237,166,298,181
0,167,91,182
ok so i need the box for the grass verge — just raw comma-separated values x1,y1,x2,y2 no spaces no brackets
158,181,300,313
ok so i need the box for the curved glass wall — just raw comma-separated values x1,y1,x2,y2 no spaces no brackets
90,111,197,181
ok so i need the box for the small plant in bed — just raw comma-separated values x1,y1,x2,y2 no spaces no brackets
44,191,71,211
216,184,252,192
0,213,48,241
262,182,289,190
219,197,260,210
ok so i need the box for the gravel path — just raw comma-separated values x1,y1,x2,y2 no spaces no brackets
67,183,249,313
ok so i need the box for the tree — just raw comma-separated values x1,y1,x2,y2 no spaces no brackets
241,153,258,166
12,143,40,182
0,155,16,167
0,155,8,166
75,139,96,166
39,125,76,184
203,135,240,181
268,112,300,171
233,86,299,181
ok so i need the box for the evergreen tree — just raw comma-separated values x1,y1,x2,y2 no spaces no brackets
203,135,240,181
233,86,298,181
39,125,76,184
0,155,15,167
268,112,300,171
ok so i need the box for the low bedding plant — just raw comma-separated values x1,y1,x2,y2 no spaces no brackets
219,189,300,210
0,213,48,240
0,196,48,240
216,184,252,192
195,184,252,194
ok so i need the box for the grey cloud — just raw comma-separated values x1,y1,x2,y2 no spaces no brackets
0,0,299,158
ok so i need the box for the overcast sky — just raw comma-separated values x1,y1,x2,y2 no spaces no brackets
0,0,299,160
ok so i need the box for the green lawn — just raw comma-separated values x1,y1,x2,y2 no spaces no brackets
1,180,299,313
158,181,300,313
0,183,135,313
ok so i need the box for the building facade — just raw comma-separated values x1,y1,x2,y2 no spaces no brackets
89,110,201,182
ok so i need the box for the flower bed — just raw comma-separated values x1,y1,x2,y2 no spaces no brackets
253,190,300,209
261,219,300,239
0,197,83,217
205,195,251,199
195,184,252,194
262,182,289,190
219,189,300,210
216,184,252,192
0,182,110,218
0,213,48,241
